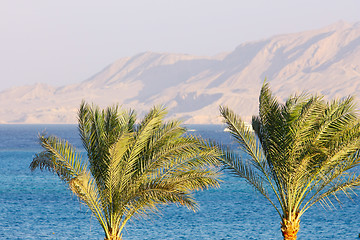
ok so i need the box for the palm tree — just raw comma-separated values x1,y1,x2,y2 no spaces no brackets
220,83,360,240
30,101,220,240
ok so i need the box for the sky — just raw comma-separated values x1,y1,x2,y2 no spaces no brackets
1,0,360,91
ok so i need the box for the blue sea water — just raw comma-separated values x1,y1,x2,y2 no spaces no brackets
0,124,359,240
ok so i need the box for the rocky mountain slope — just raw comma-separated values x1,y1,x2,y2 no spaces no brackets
1,21,360,124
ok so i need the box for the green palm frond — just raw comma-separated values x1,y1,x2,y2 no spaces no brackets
30,151,54,172
219,106,265,171
31,135,87,182
220,104,284,217
69,170,108,233
221,147,282,216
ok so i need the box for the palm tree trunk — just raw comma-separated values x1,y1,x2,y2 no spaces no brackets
104,228,122,240
281,217,300,240
104,235,122,240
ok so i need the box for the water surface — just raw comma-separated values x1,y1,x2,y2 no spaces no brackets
0,124,359,239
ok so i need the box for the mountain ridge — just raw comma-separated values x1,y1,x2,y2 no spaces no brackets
1,21,360,124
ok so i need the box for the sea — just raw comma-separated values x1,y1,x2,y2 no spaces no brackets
0,124,359,240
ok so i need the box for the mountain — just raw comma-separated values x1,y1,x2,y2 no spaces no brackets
1,21,360,124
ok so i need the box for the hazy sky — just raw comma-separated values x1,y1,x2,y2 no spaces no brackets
1,0,360,91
